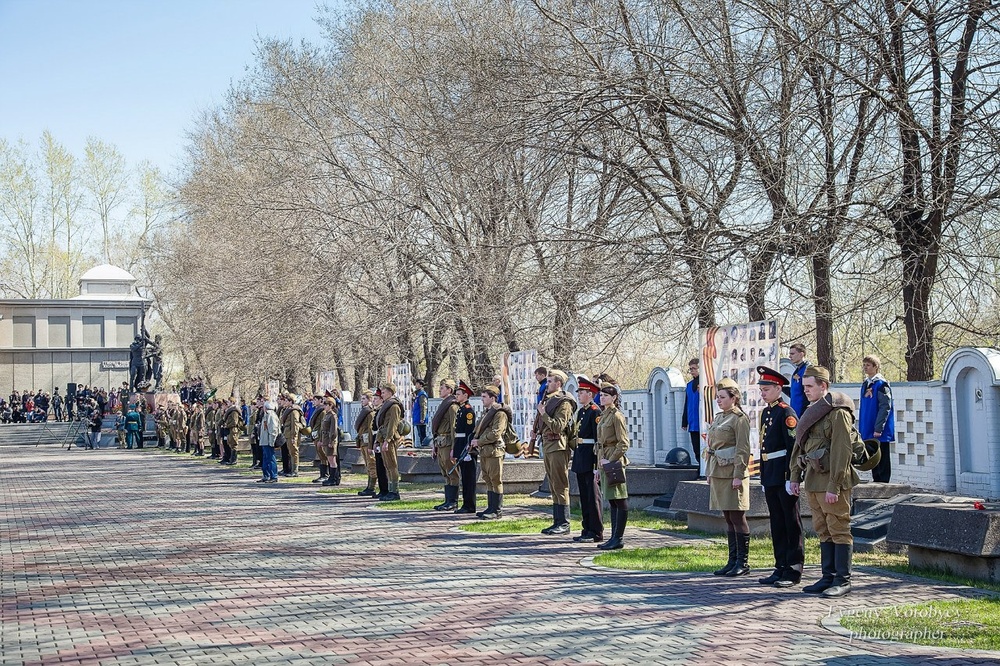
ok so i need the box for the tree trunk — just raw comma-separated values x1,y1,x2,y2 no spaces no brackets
746,246,775,323
895,209,939,380
551,290,578,369
811,248,837,378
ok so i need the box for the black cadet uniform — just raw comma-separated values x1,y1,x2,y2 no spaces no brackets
453,397,477,513
757,365,805,587
571,400,602,542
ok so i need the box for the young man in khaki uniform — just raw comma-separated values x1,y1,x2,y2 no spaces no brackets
472,385,510,520
354,390,377,496
431,379,460,510
789,365,860,598
376,383,404,501
280,395,306,477
535,370,577,535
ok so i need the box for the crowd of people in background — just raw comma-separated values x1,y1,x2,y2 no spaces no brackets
0,384,131,424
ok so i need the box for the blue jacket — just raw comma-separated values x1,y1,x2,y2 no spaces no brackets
125,410,142,432
681,377,700,432
789,362,808,417
536,379,548,405
412,390,428,424
859,375,894,442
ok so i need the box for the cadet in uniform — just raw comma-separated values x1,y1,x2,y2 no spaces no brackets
706,377,752,576
755,366,804,587
222,399,243,465
452,381,478,514
471,385,509,520
571,377,603,543
309,396,329,484
354,390,378,496
190,402,206,456
596,383,630,550
375,383,404,501
536,370,576,535
205,401,219,459
431,379,460,511
319,397,341,486
789,366,859,598
280,394,306,476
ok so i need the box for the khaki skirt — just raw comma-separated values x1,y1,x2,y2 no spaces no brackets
709,475,750,511
600,468,628,500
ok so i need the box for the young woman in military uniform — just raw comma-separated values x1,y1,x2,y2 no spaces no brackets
705,377,752,576
596,383,630,550
354,391,378,497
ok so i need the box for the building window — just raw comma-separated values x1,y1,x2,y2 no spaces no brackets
12,316,35,347
82,316,104,347
116,316,137,347
48,316,70,347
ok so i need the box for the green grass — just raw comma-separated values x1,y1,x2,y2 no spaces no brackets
375,495,488,511
875,564,1000,594
840,599,1000,650
460,516,585,534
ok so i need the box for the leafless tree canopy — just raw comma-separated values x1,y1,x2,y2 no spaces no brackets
151,0,1000,391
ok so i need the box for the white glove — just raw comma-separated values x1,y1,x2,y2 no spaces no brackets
785,480,793,496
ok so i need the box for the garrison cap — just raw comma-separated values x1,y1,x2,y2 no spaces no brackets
756,365,788,387
716,377,741,393
481,385,500,398
804,365,832,383
381,382,397,395
548,369,568,385
440,378,457,390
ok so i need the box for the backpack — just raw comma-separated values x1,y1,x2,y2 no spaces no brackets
502,416,521,455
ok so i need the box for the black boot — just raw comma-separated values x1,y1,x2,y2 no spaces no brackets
435,485,457,510
357,481,376,496
713,532,738,576
548,504,570,535
775,564,802,588
313,464,329,483
476,492,493,518
726,533,751,576
822,544,853,598
803,541,836,593
480,492,501,520
598,506,627,550
759,568,784,585
332,460,342,485
495,492,503,518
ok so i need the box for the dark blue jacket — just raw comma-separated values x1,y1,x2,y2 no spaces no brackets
412,389,428,424
859,375,894,442
681,377,700,432
535,379,548,405
789,362,808,416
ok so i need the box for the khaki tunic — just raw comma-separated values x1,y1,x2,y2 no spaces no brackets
355,408,376,481
789,407,860,494
705,408,751,511
320,410,338,462
433,399,460,485
596,405,630,500
474,406,508,493
537,393,575,505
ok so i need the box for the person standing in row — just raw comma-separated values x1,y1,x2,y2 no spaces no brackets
859,355,894,483
596,383,630,550
189,402,206,456
354,390,378,497
309,395,330,484
412,379,429,448
452,381,478,514
432,379,460,511
280,394,305,477
472,385,509,520
755,366,804,587
571,377,603,543
790,366,859,598
376,383,405,501
681,358,701,464
537,370,576,535
206,401,220,459
320,397,342,486
706,378,752,577
256,400,280,483
125,403,144,450
788,343,810,417
371,390,390,499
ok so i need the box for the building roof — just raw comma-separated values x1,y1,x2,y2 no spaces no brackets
78,264,137,283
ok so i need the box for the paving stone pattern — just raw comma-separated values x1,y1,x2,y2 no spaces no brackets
1,446,996,665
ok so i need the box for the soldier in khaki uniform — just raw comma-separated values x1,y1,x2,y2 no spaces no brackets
471,385,510,520
789,365,860,598
222,399,243,465
375,383,404,501
308,396,329,484
319,397,341,486
535,370,577,535
280,394,306,476
189,402,206,456
354,390,377,496
205,401,220,459
431,379,460,510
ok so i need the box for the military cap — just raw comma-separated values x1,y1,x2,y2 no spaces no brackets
456,380,473,396
804,365,831,382
716,377,741,393
600,383,620,396
548,369,568,385
361,389,374,399
440,378,457,390
577,377,601,394
756,365,788,387
381,382,397,395
373,388,383,398
481,385,500,398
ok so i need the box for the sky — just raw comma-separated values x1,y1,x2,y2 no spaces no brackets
0,0,336,176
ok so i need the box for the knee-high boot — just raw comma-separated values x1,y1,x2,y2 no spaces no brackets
714,531,738,576
803,541,837,593
822,544,853,598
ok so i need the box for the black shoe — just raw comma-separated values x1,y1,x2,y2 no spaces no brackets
774,568,802,588
573,531,596,543
597,536,623,550
287,472,299,477
256,478,269,483
266,478,278,483
454,506,476,514
758,569,784,585
357,487,376,497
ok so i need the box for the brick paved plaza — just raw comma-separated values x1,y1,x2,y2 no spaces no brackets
2,445,996,665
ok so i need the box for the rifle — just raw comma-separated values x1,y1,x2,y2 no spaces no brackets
447,440,474,476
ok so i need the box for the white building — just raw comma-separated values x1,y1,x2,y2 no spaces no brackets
0,265,150,393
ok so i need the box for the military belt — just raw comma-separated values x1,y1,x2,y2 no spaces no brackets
579,438,596,444
455,434,467,439
761,450,786,461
